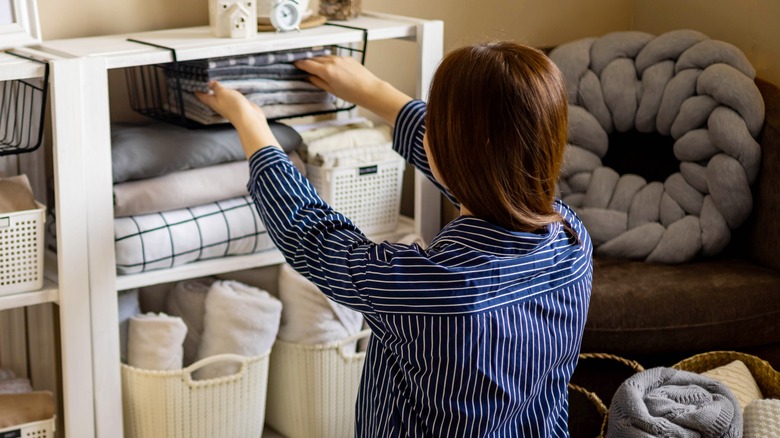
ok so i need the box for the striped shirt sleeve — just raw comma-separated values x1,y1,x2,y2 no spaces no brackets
246,147,377,314
393,100,460,207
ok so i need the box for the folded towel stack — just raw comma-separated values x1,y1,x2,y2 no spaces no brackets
169,47,336,124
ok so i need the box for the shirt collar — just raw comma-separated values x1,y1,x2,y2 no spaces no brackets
428,215,562,256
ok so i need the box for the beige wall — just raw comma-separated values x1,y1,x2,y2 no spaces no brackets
632,0,780,86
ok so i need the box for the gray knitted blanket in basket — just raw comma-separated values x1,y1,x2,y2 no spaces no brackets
608,367,742,437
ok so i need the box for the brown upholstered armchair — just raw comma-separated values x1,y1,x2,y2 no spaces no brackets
568,78,780,437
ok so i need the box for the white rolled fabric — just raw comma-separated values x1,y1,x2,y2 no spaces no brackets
127,312,187,370
195,280,282,379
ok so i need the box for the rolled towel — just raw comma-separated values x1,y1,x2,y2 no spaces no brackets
127,312,187,370
607,367,742,437
0,378,33,394
0,391,56,428
118,289,141,363
166,278,214,366
195,280,282,379
277,263,363,346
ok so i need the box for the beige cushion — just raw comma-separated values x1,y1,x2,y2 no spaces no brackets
744,399,780,438
702,360,763,411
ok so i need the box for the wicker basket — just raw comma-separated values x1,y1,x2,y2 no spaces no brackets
265,329,371,438
0,417,56,437
672,350,780,398
121,352,270,438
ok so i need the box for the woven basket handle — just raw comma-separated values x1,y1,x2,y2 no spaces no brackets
573,353,646,437
182,353,250,384
338,329,372,359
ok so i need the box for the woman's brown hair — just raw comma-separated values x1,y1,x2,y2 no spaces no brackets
426,41,569,233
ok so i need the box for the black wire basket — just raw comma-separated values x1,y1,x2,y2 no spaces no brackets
0,52,49,156
125,25,368,129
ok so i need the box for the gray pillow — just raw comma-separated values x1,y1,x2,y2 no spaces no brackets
112,121,302,183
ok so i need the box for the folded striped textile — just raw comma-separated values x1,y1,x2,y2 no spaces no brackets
114,195,274,274
176,62,310,82
182,47,331,70
174,77,319,94
171,95,338,124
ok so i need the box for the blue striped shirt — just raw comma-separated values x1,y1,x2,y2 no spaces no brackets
247,100,593,437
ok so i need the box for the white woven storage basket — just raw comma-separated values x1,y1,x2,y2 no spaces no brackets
265,329,371,438
0,202,45,296
305,153,405,235
121,352,270,438
0,417,56,437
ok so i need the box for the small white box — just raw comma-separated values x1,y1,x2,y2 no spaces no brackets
0,202,45,296
0,417,56,437
305,152,405,235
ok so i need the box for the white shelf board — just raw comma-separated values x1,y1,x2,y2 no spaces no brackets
0,51,46,81
115,215,415,291
0,278,58,311
39,12,417,70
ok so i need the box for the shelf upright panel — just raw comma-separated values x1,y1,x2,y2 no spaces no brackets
49,57,98,438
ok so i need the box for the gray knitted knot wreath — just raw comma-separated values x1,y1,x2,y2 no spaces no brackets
550,30,765,263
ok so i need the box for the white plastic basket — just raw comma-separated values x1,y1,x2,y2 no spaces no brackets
0,202,45,296
0,417,56,437
121,352,270,438
265,329,371,438
306,153,405,235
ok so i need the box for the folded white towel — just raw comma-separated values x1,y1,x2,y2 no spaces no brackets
166,278,214,366
195,280,282,379
277,264,363,347
127,312,187,370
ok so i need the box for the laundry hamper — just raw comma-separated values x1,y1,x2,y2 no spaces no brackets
121,352,270,438
265,329,371,438
0,202,45,296
305,151,405,235
0,417,56,437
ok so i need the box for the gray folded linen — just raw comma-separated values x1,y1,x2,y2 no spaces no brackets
607,367,742,438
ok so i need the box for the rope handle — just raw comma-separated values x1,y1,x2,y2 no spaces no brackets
572,353,646,437
338,329,372,359
182,353,253,386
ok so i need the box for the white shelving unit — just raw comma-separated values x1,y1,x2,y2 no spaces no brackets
0,50,96,438
39,12,443,437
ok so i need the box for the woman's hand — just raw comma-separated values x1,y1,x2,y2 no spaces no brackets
195,81,281,158
295,56,413,125
195,80,258,124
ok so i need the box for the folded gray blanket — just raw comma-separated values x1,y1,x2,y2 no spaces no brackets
608,367,742,437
